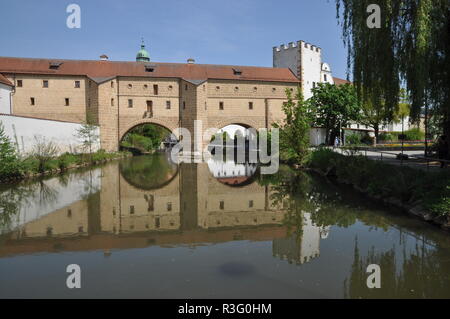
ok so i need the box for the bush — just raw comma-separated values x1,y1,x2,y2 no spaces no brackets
307,149,450,217
346,133,361,145
57,153,78,170
404,128,425,141
378,133,398,142
0,123,23,179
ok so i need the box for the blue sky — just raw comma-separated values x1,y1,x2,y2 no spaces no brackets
0,0,349,79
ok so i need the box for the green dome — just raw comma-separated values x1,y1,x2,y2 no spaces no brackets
136,40,150,62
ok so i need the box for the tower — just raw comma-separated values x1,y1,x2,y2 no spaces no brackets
273,40,334,100
136,38,150,62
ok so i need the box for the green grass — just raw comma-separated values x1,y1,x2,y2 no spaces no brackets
0,150,130,181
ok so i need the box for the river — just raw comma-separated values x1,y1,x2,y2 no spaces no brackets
0,154,449,298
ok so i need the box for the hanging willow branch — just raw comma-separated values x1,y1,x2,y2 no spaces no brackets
336,0,450,134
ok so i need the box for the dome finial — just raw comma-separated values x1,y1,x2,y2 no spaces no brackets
136,37,150,62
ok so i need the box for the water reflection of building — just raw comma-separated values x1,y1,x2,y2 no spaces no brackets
273,213,330,264
0,156,329,264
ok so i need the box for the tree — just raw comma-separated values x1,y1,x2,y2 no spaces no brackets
273,88,311,165
31,135,59,173
309,83,360,144
336,0,450,153
0,122,22,179
76,119,99,159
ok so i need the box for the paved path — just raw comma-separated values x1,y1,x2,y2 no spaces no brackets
333,148,449,172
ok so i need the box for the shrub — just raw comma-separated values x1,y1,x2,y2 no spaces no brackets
346,133,361,145
379,133,398,142
0,122,23,179
404,128,425,141
307,149,450,217
57,153,78,170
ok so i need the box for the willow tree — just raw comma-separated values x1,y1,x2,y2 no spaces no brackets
336,0,450,151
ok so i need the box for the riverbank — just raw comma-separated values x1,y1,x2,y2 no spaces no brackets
305,148,450,230
0,150,132,183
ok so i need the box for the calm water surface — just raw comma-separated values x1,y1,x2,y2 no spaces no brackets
0,154,449,298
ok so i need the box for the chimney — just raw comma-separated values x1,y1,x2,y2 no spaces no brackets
100,54,109,61
187,58,195,64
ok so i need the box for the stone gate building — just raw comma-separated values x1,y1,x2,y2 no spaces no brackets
0,40,344,152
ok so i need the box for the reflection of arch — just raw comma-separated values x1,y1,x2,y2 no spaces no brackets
119,154,179,191
119,118,178,142
207,160,259,188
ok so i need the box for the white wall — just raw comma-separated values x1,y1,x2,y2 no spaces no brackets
0,83,12,114
300,41,323,100
0,114,100,155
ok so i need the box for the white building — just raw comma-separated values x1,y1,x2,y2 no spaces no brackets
273,40,336,100
273,40,414,144
0,74,13,114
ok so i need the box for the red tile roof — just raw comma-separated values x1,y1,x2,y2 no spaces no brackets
0,73,13,86
0,57,300,83
333,77,351,86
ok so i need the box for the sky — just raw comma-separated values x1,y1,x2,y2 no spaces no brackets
0,0,349,79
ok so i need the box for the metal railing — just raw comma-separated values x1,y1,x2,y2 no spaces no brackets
338,146,450,171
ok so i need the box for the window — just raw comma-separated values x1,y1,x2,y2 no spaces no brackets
249,200,254,208
216,86,220,91
155,217,161,228
144,64,155,72
88,98,91,107
74,81,80,88
234,86,239,92
324,74,328,82
233,68,242,75
111,98,114,106
67,209,72,218
183,101,186,109
30,97,35,105
168,85,173,91
167,202,172,211
312,82,316,88
146,100,153,112
219,101,224,110
128,99,133,108
130,205,135,214
253,86,257,92
219,201,224,210
17,80,22,87
128,84,132,89
65,98,70,106
185,84,188,90
153,84,158,95
166,101,171,109
111,81,114,88
144,84,148,89
249,102,253,110
272,87,276,93
43,80,49,88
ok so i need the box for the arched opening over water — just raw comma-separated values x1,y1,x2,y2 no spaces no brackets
120,122,177,155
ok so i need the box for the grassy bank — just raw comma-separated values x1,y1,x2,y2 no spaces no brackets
306,148,450,224
0,150,131,183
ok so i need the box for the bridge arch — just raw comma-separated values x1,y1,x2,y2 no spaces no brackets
119,118,179,142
